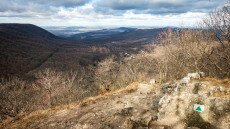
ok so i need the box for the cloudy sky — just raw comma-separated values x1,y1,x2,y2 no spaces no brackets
0,0,227,27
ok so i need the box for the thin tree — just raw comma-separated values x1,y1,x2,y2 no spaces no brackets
203,0,230,48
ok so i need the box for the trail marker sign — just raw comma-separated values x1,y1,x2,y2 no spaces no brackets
194,104,204,112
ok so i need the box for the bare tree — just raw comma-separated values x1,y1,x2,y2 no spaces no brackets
36,69,63,106
154,29,215,81
35,69,80,106
63,70,77,106
203,0,230,48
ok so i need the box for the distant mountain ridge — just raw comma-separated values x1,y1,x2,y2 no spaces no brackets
69,27,171,44
45,26,138,38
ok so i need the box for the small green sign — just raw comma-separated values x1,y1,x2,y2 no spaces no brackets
194,104,204,112
196,106,202,112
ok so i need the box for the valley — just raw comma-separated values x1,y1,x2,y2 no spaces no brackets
0,24,168,78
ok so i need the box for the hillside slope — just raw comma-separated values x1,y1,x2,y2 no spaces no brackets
0,24,68,77
1,73,229,129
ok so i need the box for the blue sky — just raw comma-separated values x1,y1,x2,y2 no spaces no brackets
0,0,227,27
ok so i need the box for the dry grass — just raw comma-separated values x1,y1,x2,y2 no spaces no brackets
0,99,82,129
80,82,139,107
201,77,230,88
199,77,230,98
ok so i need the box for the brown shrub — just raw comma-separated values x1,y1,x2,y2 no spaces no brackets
97,28,230,88
0,77,41,121
95,53,158,92
154,28,230,82
153,29,215,82
0,68,98,122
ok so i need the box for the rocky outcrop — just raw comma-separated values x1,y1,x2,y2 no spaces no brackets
153,73,230,129
0,73,229,129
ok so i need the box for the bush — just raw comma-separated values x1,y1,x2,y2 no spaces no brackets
153,29,214,82
0,77,40,121
96,27,230,88
95,53,158,92
0,68,99,122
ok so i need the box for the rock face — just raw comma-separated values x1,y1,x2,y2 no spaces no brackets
155,73,230,129
0,73,229,129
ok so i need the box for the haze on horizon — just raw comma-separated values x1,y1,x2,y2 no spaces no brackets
0,0,227,27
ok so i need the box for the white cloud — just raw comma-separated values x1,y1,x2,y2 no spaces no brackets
0,0,227,27
49,5,206,27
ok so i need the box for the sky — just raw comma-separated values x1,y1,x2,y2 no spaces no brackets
0,0,228,27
